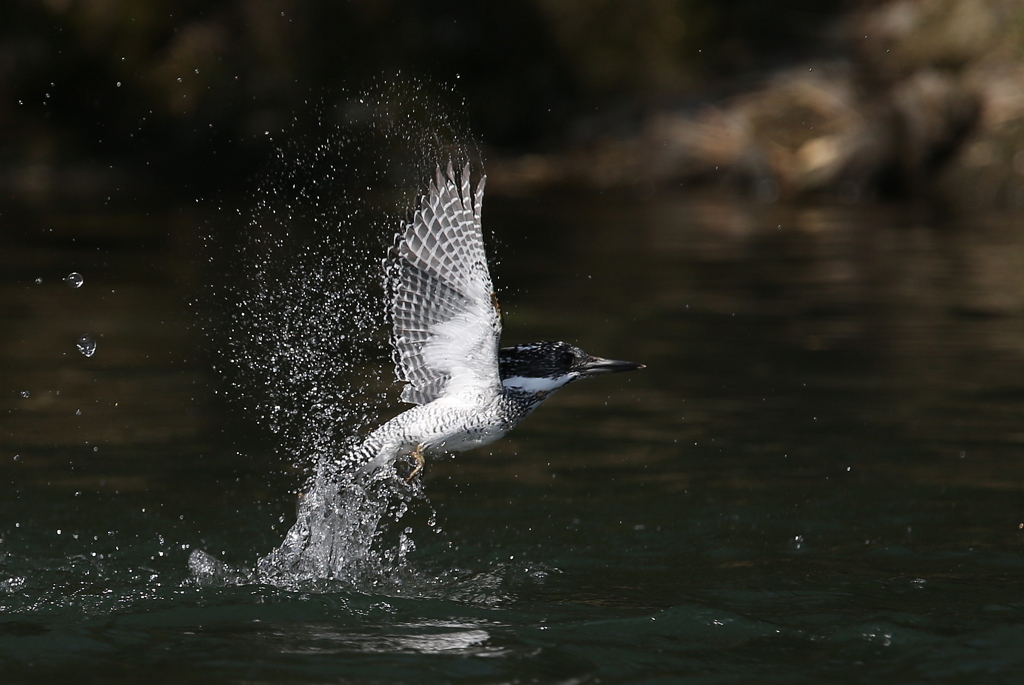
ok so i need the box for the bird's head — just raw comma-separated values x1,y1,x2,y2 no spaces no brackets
498,341,643,397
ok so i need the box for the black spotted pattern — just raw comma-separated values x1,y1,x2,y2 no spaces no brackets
498,341,585,381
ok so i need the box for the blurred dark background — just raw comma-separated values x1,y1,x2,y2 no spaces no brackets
0,1,907,201
3,0,1024,469
3,0,1024,208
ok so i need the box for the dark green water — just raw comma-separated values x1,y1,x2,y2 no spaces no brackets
3,193,1024,683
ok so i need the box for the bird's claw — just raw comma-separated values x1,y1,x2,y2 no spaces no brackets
405,444,425,482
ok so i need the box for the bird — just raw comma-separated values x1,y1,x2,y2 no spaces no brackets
340,162,643,482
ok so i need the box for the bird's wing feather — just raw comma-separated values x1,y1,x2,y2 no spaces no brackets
388,162,501,405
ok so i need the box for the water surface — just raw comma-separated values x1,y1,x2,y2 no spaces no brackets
2,192,1024,682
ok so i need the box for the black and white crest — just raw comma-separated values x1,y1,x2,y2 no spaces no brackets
498,341,586,381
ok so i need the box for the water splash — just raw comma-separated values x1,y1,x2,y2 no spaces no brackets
256,463,422,587
76,334,97,357
199,77,477,589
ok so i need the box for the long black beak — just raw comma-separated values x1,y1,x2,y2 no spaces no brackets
577,355,645,377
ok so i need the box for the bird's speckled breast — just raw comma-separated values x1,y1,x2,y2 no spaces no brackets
407,397,511,453
338,389,547,475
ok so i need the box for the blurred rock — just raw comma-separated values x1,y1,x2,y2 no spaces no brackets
850,0,1009,81
491,0,1024,208
931,60,1024,209
2,0,1023,208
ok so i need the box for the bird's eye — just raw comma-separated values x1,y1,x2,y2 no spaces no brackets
558,350,574,367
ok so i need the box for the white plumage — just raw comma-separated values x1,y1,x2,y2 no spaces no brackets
260,163,641,581
334,162,641,480
387,162,501,407
343,163,510,477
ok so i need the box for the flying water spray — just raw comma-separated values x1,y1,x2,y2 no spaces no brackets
195,79,478,589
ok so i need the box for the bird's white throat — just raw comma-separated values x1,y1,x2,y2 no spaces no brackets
501,374,573,395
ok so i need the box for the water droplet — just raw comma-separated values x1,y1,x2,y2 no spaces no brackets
65,272,84,288
75,409,81,416
19,391,29,398
116,81,122,87
76,334,97,357
34,277,43,285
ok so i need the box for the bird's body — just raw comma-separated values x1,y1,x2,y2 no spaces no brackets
346,394,517,476
342,163,641,481
255,162,641,580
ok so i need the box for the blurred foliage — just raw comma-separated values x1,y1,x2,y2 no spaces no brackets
0,0,848,199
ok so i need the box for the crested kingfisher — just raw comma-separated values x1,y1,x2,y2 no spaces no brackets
343,162,643,481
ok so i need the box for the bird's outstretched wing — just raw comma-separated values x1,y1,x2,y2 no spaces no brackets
387,162,502,405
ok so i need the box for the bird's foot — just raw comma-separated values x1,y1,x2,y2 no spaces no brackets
405,444,425,483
